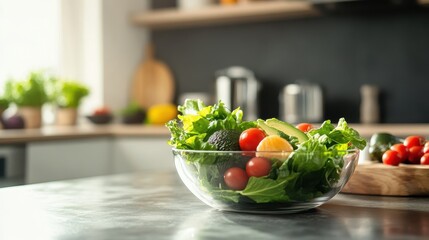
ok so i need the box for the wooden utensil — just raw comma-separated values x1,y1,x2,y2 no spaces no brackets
341,163,429,196
131,44,175,109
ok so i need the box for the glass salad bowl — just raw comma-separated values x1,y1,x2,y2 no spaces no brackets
173,148,360,214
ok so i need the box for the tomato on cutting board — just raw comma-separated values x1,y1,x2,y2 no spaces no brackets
390,143,409,162
382,150,401,166
404,136,425,149
408,146,424,164
423,142,429,154
421,153,429,165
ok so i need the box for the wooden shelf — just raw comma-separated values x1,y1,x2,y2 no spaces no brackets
132,1,320,29
418,0,429,5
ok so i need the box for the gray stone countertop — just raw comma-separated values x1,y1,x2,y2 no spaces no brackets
0,171,428,240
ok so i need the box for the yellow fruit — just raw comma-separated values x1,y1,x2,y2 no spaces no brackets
147,104,177,125
256,135,293,160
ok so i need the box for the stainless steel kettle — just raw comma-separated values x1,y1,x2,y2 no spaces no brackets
215,66,260,120
280,82,323,124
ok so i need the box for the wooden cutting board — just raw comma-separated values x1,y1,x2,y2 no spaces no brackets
131,43,175,109
341,163,429,196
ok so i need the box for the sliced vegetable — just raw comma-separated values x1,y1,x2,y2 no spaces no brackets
265,118,309,143
257,119,299,148
256,135,293,160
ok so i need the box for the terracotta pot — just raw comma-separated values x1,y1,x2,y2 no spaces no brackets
56,108,78,126
18,106,42,128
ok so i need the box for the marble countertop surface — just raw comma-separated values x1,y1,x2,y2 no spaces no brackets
0,171,428,240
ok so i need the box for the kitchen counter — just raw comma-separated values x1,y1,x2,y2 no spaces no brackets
1,123,429,144
0,171,427,240
0,124,170,144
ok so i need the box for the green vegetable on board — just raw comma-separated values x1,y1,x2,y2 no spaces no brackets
368,133,401,162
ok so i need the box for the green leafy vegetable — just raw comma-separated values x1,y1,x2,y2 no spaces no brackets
241,176,291,203
166,99,256,150
308,118,367,150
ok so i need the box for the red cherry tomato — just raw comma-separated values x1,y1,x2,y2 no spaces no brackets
421,153,429,165
382,150,401,166
390,143,408,162
423,142,429,154
404,136,426,149
223,167,249,190
246,157,272,177
296,123,314,133
239,128,266,151
408,146,424,164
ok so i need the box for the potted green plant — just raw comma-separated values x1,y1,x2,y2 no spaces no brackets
4,71,48,128
49,79,90,126
0,97,9,129
0,97,9,116
120,102,145,124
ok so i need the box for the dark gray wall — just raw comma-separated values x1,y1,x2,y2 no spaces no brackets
152,2,429,123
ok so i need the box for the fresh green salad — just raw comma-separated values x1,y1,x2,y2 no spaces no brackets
167,99,367,204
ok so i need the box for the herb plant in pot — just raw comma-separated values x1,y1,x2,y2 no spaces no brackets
0,97,9,129
0,98,9,117
50,79,90,126
4,71,48,128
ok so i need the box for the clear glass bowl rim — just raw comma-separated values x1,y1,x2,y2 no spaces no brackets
172,148,359,154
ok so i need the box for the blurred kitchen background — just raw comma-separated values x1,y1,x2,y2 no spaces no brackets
1,0,429,186
150,0,429,123
1,0,429,123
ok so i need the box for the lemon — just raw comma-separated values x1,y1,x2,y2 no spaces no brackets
147,104,177,125
256,135,293,160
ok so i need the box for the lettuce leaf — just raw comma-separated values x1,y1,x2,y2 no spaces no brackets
166,99,256,150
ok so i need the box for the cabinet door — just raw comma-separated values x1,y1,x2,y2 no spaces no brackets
27,138,112,184
0,145,25,179
113,137,173,173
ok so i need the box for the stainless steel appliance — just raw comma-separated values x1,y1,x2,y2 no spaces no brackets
215,66,260,120
280,82,323,124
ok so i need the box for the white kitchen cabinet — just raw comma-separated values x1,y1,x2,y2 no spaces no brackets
26,138,113,184
112,136,174,173
0,145,26,178
25,136,173,184
0,145,26,187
